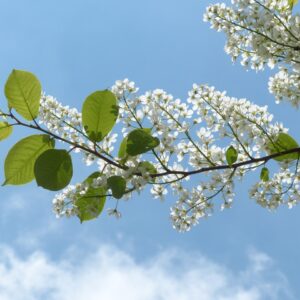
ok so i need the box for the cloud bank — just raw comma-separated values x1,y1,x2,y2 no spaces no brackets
0,244,294,300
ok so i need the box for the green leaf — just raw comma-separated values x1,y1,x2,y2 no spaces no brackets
138,161,157,182
126,128,160,156
83,171,101,184
107,176,126,199
289,0,298,9
226,146,238,166
260,167,269,182
34,149,73,191
5,69,41,120
138,161,157,175
3,134,54,185
267,133,299,162
118,137,128,159
82,90,118,142
0,122,13,141
75,172,106,222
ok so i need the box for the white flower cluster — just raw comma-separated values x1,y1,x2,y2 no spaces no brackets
204,0,300,106
111,79,139,99
47,77,294,232
268,67,300,107
53,184,84,218
187,84,287,158
39,94,119,166
39,94,83,144
82,134,118,166
169,84,288,231
170,170,235,232
250,163,300,209
52,158,158,218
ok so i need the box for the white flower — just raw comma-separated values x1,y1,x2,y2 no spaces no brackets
107,208,122,219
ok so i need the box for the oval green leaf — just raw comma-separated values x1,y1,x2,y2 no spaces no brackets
226,145,238,166
260,167,269,182
75,172,106,222
138,161,157,174
3,134,54,185
107,176,126,199
118,137,128,159
0,122,13,141
138,161,157,182
126,128,160,156
82,90,118,142
267,133,299,162
5,69,41,120
34,149,73,191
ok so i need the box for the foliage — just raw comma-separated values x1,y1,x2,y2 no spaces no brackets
1,0,300,231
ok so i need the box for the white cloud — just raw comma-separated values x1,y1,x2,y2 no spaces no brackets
0,193,27,220
0,244,294,300
0,191,61,249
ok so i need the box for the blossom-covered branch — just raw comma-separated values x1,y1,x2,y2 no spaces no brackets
204,0,300,106
1,0,300,232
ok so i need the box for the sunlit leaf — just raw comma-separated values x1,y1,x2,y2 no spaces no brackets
118,137,128,159
126,128,160,156
226,146,238,166
3,135,54,185
260,167,270,182
138,161,157,182
76,172,106,222
82,90,118,142
5,69,41,120
267,133,299,162
0,122,13,141
289,0,298,9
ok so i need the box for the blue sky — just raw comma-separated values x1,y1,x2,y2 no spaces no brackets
0,0,299,299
